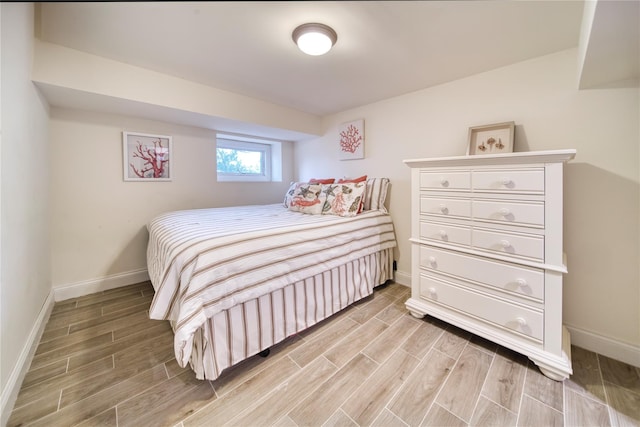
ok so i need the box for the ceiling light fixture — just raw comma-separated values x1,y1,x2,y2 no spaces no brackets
292,23,337,56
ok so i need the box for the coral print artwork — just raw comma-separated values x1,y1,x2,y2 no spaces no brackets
338,119,364,160
123,132,172,181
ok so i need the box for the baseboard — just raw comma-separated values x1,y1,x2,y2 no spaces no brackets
53,268,150,302
394,269,411,287
1,290,55,427
566,324,640,368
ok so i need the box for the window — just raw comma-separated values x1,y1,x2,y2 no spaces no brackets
216,135,282,182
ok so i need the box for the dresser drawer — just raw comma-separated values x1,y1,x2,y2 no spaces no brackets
473,199,544,228
419,274,543,341
421,171,470,190
420,196,471,219
419,246,544,301
420,222,471,246
472,169,544,193
473,229,544,261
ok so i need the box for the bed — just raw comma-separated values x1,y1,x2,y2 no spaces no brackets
146,178,397,380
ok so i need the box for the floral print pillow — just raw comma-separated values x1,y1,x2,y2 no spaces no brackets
286,183,325,215
321,182,366,217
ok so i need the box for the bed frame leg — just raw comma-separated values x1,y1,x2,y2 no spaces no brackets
258,348,270,358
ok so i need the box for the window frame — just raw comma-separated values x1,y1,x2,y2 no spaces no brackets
216,137,272,182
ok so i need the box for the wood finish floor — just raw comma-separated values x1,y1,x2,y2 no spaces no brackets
8,281,640,427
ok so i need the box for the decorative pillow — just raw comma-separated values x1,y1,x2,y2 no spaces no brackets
309,178,335,184
337,175,367,183
287,183,325,214
321,182,366,217
283,181,302,208
363,178,390,213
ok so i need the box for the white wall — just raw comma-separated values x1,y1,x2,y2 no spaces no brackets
295,48,640,364
0,2,52,420
50,108,295,291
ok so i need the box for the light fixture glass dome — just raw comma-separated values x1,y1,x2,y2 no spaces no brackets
292,23,337,56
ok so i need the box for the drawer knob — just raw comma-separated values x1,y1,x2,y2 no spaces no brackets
516,317,527,327
499,208,511,216
516,279,527,287
500,239,512,248
439,178,449,187
501,178,513,186
428,287,437,297
439,204,448,214
439,230,448,238
428,256,437,264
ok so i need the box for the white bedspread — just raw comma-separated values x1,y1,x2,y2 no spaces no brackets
147,204,397,367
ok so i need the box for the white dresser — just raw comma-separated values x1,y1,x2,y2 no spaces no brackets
404,150,575,380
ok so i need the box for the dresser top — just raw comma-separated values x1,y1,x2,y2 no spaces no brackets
404,149,576,168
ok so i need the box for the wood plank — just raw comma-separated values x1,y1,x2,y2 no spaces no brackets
29,332,114,370
61,333,174,407
100,294,153,316
68,301,151,334
435,345,493,422
348,294,395,324
210,334,303,397
564,388,611,427
20,358,68,389
401,317,445,360
288,316,360,368
75,408,118,427
324,318,388,368
117,370,216,427
183,356,300,426
433,326,471,360
66,323,172,371
7,390,60,427
599,354,640,394
362,315,420,364
566,345,607,402
469,396,517,426
480,347,527,412
15,355,114,408
342,349,420,426
27,364,169,427
603,380,640,427
323,409,358,427
288,353,378,426
523,360,564,412
375,298,409,325
371,408,411,427
517,395,563,427
388,349,456,426
422,403,467,427
228,356,337,427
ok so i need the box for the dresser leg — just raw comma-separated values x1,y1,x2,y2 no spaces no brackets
409,310,424,319
536,364,569,381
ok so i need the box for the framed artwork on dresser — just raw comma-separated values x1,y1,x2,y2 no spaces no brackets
467,121,515,155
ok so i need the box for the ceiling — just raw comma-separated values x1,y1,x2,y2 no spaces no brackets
38,1,588,117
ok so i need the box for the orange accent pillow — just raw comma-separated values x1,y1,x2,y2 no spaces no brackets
309,178,335,184
338,175,367,184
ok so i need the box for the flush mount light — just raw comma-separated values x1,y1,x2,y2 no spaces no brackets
292,23,337,56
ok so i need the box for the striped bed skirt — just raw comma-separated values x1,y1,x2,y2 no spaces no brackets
183,248,394,380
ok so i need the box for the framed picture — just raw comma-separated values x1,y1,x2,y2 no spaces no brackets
338,119,364,160
123,132,172,181
467,121,515,155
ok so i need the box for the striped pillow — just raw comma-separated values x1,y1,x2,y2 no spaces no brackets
363,178,390,213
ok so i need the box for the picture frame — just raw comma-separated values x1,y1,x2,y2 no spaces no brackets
467,121,515,155
338,119,365,160
123,131,172,181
